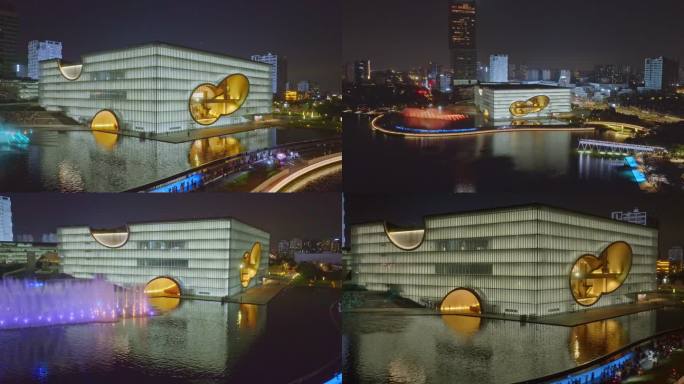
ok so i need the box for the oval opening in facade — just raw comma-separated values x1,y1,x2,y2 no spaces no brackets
440,288,482,314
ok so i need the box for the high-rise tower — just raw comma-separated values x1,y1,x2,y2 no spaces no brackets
449,0,477,85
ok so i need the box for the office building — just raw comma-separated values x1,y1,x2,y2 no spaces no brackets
474,83,572,120
611,208,647,226
644,57,679,90
347,205,658,316
0,2,18,78
40,42,272,135
354,59,370,84
0,196,11,242
297,80,310,93
28,40,62,80
669,246,683,274
449,0,477,84
558,69,572,87
59,218,270,297
489,54,508,83
250,52,287,97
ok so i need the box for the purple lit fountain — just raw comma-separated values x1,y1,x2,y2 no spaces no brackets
0,279,153,330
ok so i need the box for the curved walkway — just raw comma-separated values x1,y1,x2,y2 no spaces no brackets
252,153,342,192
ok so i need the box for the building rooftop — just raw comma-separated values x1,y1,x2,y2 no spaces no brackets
350,203,659,230
57,216,269,234
479,83,567,90
42,41,269,69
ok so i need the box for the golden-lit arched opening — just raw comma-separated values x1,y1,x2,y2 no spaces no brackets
189,73,250,125
384,222,425,251
440,288,482,314
570,241,632,306
90,110,120,150
509,95,551,117
240,242,261,288
144,277,181,297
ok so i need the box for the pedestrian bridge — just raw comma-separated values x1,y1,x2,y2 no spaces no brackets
577,139,666,154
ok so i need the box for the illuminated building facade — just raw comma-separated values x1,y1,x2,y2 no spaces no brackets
449,0,477,85
354,59,371,84
488,54,508,83
39,42,272,135
58,218,270,297
644,56,679,90
347,205,658,316
0,196,12,242
474,83,572,121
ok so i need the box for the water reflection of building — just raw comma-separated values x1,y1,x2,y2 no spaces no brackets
35,129,273,192
345,309,665,383
348,205,658,316
491,131,572,174
59,218,270,298
8,300,267,379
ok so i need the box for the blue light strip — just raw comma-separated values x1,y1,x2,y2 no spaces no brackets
631,169,647,183
151,173,203,193
551,352,634,384
624,156,646,183
394,125,478,134
624,156,638,168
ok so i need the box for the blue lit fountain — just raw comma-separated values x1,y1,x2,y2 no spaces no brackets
0,279,153,330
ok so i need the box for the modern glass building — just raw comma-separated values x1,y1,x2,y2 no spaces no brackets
39,42,273,135
347,205,658,316
474,83,572,121
28,40,62,80
58,218,270,297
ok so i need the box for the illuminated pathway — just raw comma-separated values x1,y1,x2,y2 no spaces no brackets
128,138,341,193
584,120,648,134
251,153,342,192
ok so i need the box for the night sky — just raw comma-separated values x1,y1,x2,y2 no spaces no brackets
343,0,684,71
9,0,341,92
346,194,684,259
6,193,342,251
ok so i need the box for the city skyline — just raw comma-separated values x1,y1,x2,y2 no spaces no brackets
6,0,341,92
343,0,684,72
3,193,342,252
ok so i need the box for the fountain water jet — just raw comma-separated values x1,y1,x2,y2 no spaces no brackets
0,279,152,330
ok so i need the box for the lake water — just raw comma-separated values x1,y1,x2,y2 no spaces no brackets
0,286,341,384
343,113,640,194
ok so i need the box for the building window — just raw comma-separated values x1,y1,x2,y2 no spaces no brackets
136,258,189,268
90,90,127,100
435,263,493,275
90,70,126,81
137,240,187,250
435,238,489,251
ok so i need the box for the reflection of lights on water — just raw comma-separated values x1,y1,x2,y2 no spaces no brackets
57,162,85,191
